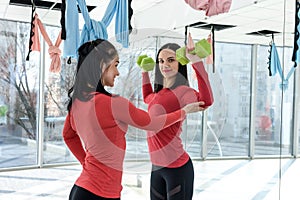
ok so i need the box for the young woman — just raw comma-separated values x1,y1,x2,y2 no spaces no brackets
141,43,214,200
62,39,205,200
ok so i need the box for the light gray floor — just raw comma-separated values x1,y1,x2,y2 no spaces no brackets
0,158,299,200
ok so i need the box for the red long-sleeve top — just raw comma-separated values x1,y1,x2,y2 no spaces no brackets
62,93,187,198
142,61,214,168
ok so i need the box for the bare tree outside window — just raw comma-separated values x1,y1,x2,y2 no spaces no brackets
0,20,74,142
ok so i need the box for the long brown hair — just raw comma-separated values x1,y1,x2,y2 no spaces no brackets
67,39,118,111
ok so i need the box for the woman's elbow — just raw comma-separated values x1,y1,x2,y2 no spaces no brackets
204,96,214,107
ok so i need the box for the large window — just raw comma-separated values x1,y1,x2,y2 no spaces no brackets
0,19,298,170
0,20,39,168
206,42,252,157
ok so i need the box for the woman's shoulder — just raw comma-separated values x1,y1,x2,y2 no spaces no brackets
174,85,193,91
97,93,130,103
94,93,122,100
93,93,131,110
172,85,195,97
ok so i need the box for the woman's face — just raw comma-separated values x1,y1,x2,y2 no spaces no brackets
101,56,120,87
158,49,179,79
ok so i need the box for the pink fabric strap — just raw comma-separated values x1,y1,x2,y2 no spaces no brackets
31,16,40,52
32,14,62,73
206,33,213,65
187,32,195,51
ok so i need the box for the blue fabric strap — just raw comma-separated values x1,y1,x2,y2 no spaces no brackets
102,0,118,27
101,0,129,47
80,20,108,46
270,42,296,91
115,0,129,47
63,0,80,58
78,0,108,45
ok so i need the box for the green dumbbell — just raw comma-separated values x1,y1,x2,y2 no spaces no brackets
136,55,147,66
136,55,155,71
194,39,212,58
176,47,190,65
176,39,212,65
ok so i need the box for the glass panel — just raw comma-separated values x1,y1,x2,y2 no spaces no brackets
113,37,157,173
159,36,204,159
207,42,252,157
0,20,39,168
113,36,204,172
205,69,227,157
255,45,294,156
42,25,77,164
183,65,203,159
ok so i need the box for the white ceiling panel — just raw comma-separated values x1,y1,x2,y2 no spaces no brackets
5,5,31,20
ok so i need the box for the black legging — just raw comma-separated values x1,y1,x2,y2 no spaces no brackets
150,158,194,200
69,184,120,200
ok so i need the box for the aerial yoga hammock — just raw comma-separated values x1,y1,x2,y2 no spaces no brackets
184,0,232,17
268,0,299,91
26,3,62,73
63,0,129,60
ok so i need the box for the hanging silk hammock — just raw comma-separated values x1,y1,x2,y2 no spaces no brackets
267,1,299,91
268,40,296,91
26,4,62,73
63,0,129,59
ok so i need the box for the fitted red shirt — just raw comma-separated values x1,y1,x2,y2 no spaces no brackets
62,93,187,198
142,61,214,168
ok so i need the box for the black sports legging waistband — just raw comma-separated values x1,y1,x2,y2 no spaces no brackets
69,184,120,200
